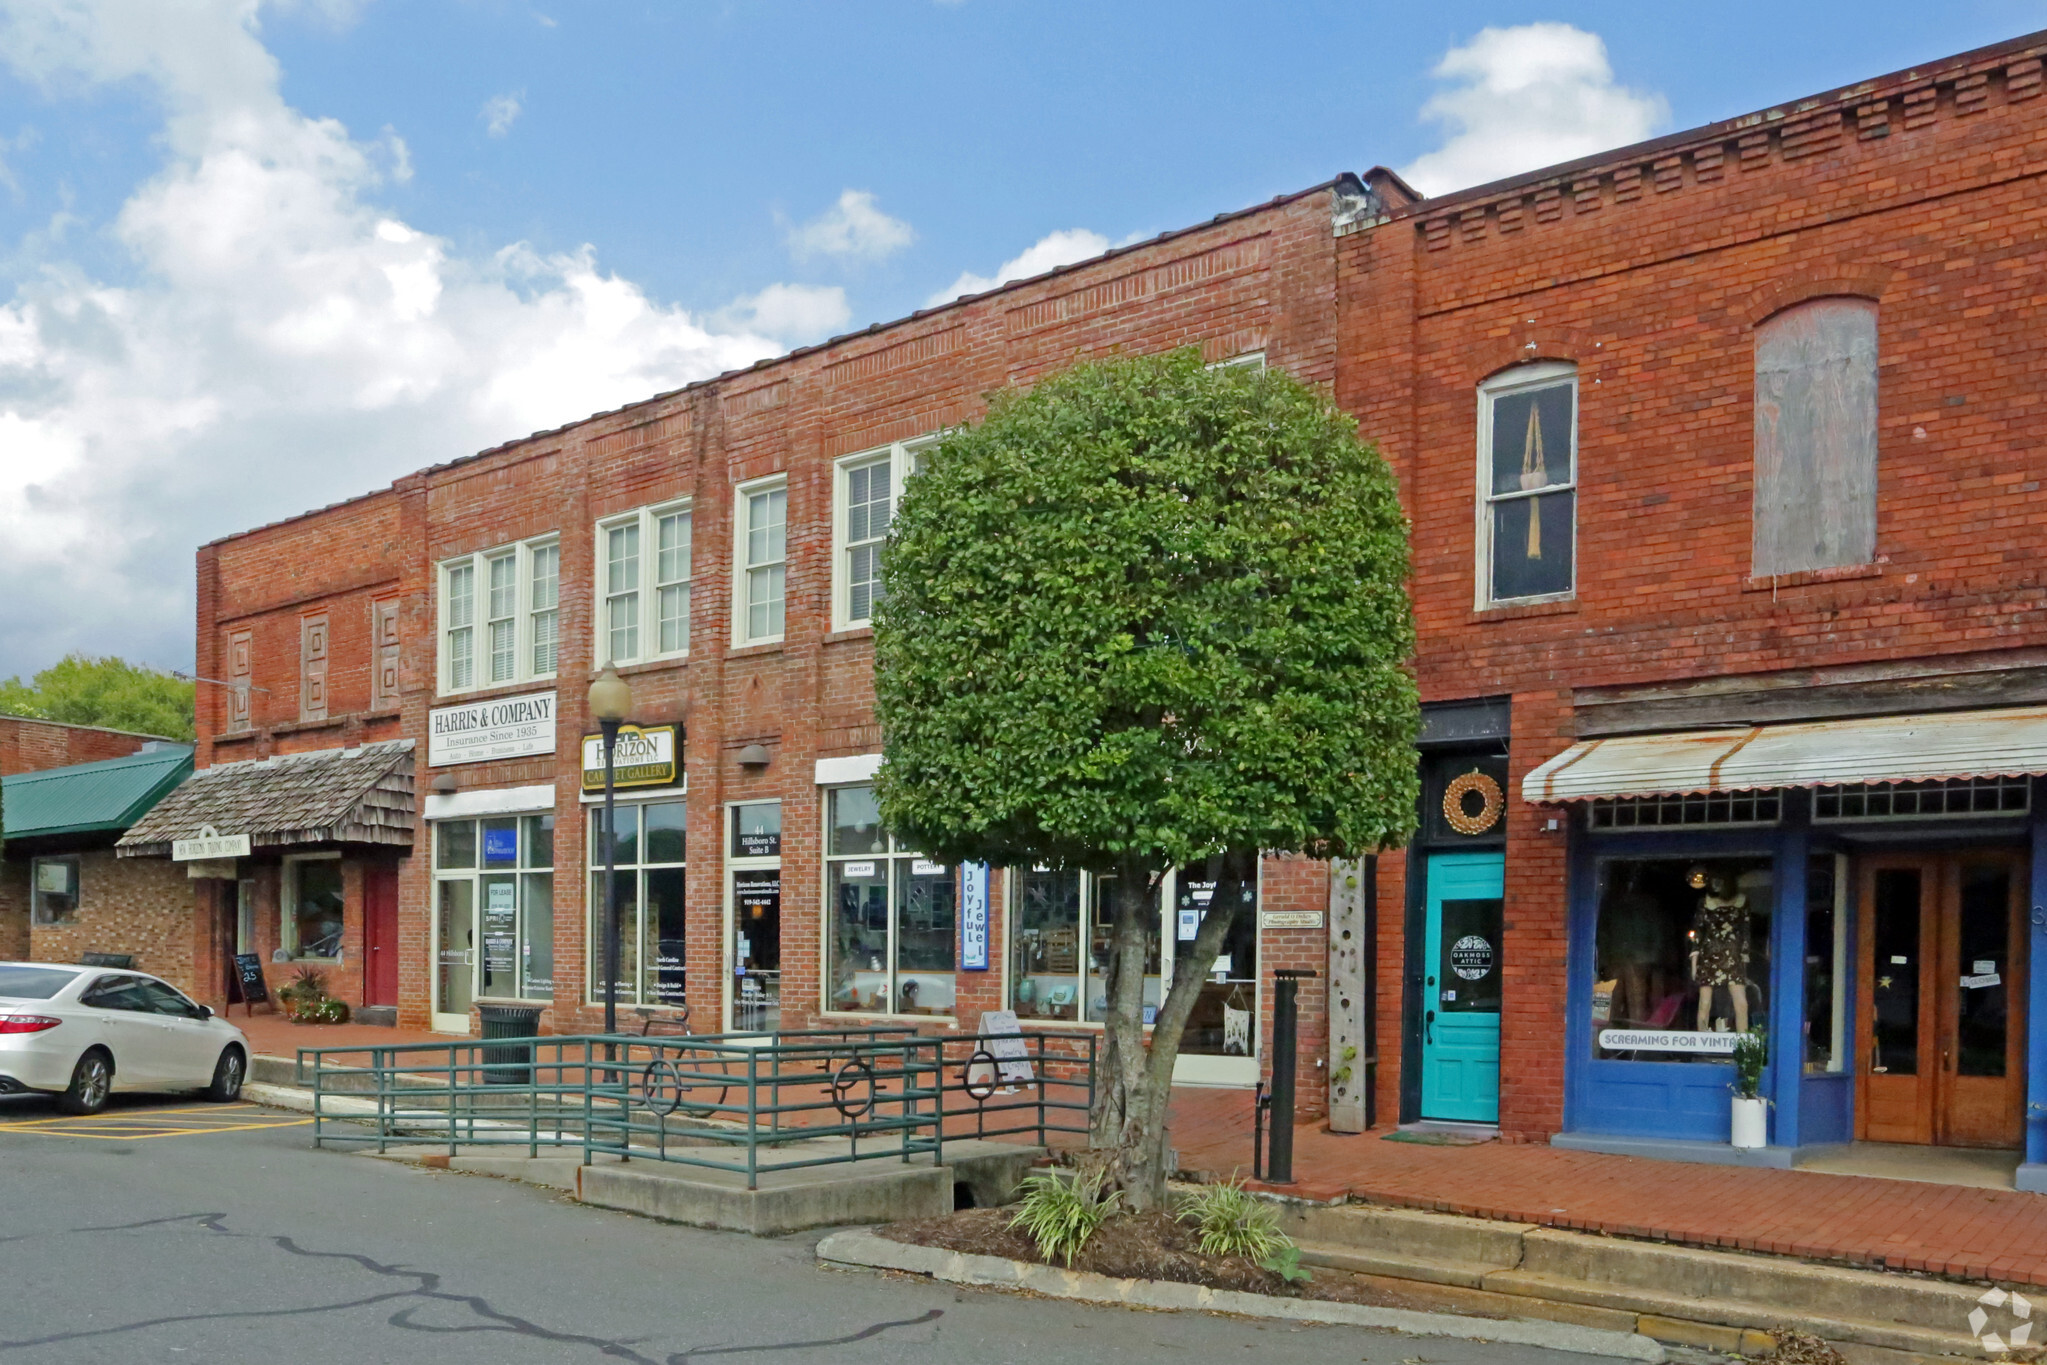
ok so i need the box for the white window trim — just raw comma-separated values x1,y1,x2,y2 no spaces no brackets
830,435,938,633
1209,350,1267,371
732,474,789,647
437,533,562,696
593,498,693,668
29,854,80,927
282,851,344,962
1475,361,1579,610
433,814,558,1007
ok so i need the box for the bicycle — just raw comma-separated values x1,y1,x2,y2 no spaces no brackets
633,1004,732,1120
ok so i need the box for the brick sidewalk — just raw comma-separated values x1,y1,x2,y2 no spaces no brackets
234,1013,456,1057
1166,1087,2047,1288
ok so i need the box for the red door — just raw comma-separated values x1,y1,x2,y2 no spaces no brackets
364,863,400,1007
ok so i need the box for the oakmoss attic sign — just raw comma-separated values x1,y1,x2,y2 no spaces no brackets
429,690,558,768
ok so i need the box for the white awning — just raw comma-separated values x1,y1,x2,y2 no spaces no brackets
1522,704,2047,803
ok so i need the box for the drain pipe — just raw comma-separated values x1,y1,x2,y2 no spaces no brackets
1363,853,1378,1131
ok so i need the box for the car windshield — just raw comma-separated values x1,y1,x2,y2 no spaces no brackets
0,964,83,999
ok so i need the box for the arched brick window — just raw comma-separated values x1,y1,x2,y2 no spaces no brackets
1753,298,1878,577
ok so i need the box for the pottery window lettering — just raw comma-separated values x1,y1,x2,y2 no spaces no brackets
1591,857,1772,1062
823,785,955,1017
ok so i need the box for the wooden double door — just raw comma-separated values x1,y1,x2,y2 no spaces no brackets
1857,852,2028,1148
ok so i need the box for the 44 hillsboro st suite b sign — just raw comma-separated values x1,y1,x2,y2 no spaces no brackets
429,690,558,767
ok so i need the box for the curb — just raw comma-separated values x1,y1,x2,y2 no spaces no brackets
814,1229,1667,1361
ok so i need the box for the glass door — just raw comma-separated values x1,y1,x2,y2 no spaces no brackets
726,801,782,1032
433,878,475,1034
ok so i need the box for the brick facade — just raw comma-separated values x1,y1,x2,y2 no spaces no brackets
1,851,204,997
168,31,2047,1145
0,717,171,777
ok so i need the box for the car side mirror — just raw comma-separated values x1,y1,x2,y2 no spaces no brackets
196,1005,213,1020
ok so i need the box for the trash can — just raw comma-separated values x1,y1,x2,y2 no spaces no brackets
477,1004,543,1086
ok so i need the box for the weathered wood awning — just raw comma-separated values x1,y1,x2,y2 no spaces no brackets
116,740,415,857
1521,705,2047,802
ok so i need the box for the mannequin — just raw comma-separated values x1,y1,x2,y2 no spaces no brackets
1599,866,1662,1025
1691,871,1751,1033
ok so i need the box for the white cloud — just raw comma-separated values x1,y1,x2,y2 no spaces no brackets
786,188,915,263
928,227,1109,306
710,282,850,345
1398,23,1668,197
481,90,521,138
0,0,797,673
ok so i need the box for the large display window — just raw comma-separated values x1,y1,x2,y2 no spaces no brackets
584,799,684,1007
1591,856,1772,1061
434,814,555,1021
824,785,956,1016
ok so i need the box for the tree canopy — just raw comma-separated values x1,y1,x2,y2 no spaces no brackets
0,654,197,741
873,348,1419,879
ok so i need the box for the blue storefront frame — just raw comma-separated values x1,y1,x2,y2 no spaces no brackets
1563,784,2047,1165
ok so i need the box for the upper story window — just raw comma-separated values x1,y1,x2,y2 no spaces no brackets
1753,297,1879,578
1477,362,1577,606
832,436,935,632
734,477,788,646
439,534,559,695
595,500,691,667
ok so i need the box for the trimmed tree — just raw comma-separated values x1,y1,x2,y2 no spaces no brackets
873,348,1418,1209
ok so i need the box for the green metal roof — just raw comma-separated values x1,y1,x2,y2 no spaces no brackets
2,744,195,842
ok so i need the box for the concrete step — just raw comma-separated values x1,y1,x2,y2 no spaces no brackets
1275,1202,1999,1362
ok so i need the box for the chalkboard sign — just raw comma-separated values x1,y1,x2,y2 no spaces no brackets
228,953,271,1015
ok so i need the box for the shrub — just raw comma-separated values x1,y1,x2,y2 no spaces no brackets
1008,1168,1121,1267
1177,1177,1287,1261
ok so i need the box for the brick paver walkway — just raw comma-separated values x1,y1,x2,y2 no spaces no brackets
1166,1086,2047,1288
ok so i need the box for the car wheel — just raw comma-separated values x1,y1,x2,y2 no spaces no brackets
205,1047,246,1102
57,1050,113,1116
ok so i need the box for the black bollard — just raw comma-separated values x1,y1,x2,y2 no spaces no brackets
1267,968,1317,1184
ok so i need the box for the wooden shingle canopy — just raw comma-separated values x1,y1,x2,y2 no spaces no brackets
116,739,415,858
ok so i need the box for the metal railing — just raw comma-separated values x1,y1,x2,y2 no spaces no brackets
297,1028,1093,1189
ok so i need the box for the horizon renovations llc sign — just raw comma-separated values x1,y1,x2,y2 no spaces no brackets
579,724,679,791
429,690,558,768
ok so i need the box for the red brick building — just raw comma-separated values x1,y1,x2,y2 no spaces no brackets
124,29,2047,1185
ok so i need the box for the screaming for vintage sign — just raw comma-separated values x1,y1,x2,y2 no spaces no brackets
429,691,558,767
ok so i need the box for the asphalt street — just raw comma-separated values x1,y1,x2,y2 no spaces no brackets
0,1093,1611,1365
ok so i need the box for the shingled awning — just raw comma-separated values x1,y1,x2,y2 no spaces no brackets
116,740,416,858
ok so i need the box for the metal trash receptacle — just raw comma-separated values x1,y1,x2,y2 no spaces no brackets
477,1004,543,1085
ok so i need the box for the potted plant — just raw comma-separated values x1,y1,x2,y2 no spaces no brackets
1729,1027,1768,1149
279,968,351,1025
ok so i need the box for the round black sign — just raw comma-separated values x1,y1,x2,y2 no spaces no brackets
1450,934,1494,981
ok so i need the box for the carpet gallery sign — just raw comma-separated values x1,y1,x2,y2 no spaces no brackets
429,691,558,768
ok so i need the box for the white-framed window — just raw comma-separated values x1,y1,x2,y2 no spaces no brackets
823,785,956,1017
1209,350,1267,372
1476,362,1577,606
733,476,788,646
30,855,80,926
831,436,937,632
438,534,561,694
283,853,345,960
595,500,692,667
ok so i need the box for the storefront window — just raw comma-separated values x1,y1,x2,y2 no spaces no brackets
286,857,345,959
1010,869,1219,1028
433,814,554,1003
1591,857,1772,1062
30,856,80,926
825,785,956,1016
585,801,685,1007
1804,853,1847,1073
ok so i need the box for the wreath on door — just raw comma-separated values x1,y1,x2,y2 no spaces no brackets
1443,770,1505,836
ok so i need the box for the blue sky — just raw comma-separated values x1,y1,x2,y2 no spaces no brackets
0,0,2039,676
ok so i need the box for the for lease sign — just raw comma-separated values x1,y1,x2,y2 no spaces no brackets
428,690,558,768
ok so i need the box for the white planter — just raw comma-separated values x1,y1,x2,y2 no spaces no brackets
1730,1095,1768,1149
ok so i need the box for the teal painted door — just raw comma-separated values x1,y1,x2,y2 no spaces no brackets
1422,852,1504,1123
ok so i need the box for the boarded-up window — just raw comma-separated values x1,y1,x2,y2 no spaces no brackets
372,598,400,710
227,629,252,732
1753,298,1878,577
301,614,329,722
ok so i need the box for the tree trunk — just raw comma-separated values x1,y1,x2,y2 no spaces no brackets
1084,847,1257,1210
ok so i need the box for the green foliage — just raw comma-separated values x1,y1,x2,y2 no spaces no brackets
1008,1168,1122,1267
1731,1028,1768,1100
1259,1242,1313,1285
0,654,195,741
872,348,1418,876
1177,1176,1291,1261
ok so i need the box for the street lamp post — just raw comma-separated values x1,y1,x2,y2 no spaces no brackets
587,663,633,1039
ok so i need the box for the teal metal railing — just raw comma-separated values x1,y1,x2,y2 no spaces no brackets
296,1028,1094,1189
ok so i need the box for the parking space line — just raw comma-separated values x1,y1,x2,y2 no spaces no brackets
0,1103,310,1139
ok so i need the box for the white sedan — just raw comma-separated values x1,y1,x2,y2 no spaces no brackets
0,962,249,1115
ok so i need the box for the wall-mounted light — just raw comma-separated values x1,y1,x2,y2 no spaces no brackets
737,743,771,769
431,773,458,794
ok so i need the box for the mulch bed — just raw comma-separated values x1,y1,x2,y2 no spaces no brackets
879,1208,1491,1313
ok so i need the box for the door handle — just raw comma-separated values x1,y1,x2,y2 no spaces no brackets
1425,1009,1436,1045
